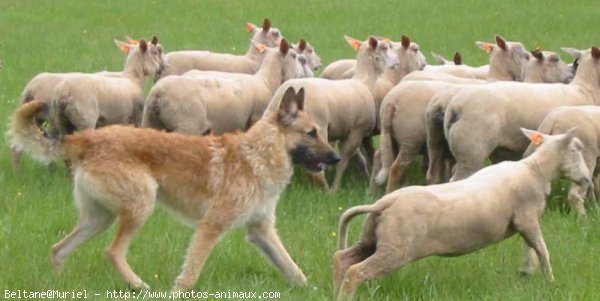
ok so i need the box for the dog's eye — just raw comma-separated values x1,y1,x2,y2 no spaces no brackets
306,129,317,138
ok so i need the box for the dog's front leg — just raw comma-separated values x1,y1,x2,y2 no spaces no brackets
246,219,307,285
173,221,224,291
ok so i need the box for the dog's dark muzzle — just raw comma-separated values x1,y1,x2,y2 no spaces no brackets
292,146,340,172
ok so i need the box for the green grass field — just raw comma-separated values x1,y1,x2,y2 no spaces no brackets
1,1,600,300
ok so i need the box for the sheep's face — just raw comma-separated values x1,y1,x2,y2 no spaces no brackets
395,40,427,73
370,39,399,75
566,47,600,86
295,53,314,78
280,47,299,82
522,128,591,187
559,136,591,187
526,50,573,83
249,18,283,47
303,43,322,71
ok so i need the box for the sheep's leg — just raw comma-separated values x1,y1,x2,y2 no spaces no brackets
567,184,587,217
351,149,370,178
518,224,554,281
333,243,376,297
330,131,366,194
368,150,382,196
426,110,447,184
337,248,410,301
361,136,375,169
309,171,330,192
51,191,115,268
385,143,420,193
519,241,539,276
246,217,307,285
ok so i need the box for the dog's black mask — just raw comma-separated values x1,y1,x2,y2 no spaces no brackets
291,145,340,172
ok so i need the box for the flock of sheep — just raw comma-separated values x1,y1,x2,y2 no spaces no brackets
8,17,600,298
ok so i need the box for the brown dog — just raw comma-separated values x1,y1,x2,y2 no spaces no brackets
9,87,340,291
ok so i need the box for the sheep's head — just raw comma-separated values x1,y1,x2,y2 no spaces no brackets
393,35,427,72
115,36,164,80
293,39,322,71
346,35,399,76
247,18,283,48
562,47,600,86
525,49,573,83
476,36,529,81
254,38,298,83
522,128,591,188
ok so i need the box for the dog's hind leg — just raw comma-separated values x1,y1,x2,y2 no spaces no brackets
246,218,307,285
51,187,116,268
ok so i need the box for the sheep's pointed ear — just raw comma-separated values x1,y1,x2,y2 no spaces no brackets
476,41,495,54
298,39,307,52
125,35,139,45
114,39,131,53
279,39,290,55
252,40,267,53
246,22,257,33
139,39,148,53
345,35,362,50
278,87,300,124
262,18,271,33
592,47,600,60
453,52,462,65
401,35,411,48
368,36,378,49
151,36,158,46
521,128,546,146
496,36,507,51
431,52,446,65
561,47,583,59
531,48,544,61
563,127,579,141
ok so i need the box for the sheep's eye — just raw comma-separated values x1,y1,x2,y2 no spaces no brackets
291,53,297,59
306,129,317,138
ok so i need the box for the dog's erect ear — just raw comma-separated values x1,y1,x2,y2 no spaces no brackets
295,88,305,111
453,52,462,65
246,22,257,33
279,87,300,124
496,36,507,51
262,18,271,33
114,39,131,53
151,36,158,46
279,39,290,55
139,39,148,53
401,35,411,49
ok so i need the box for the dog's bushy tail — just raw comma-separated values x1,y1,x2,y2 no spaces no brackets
8,100,61,164
374,103,395,186
338,201,389,250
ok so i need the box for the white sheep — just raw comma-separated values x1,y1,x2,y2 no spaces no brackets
425,47,575,184
51,38,164,137
10,37,155,170
158,19,283,79
335,128,591,300
444,47,600,181
275,36,399,193
371,37,531,193
524,106,600,216
142,39,297,135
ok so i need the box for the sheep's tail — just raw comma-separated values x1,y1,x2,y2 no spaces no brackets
338,201,388,250
374,103,395,185
7,100,62,164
